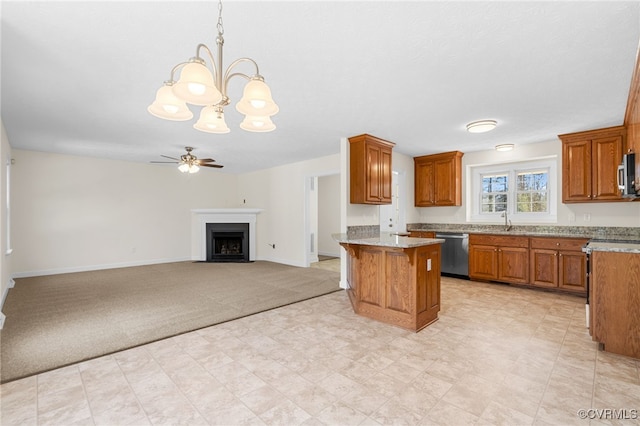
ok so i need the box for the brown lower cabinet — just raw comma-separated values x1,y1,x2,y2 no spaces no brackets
409,231,436,238
530,237,589,293
468,234,588,295
468,234,529,284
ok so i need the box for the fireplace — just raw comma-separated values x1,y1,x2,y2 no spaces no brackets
206,223,250,262
192,208,262,262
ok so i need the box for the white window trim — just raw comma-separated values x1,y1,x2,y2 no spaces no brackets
467,156,558,224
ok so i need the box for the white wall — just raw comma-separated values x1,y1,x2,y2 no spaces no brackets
317,174,340,257
10,149,239,276
345,143,420,229
418,139,640,227
237,153,340,267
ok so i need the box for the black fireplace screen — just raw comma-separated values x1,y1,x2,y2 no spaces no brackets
206,223,250,262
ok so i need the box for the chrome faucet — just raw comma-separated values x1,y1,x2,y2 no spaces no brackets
501,211,512,231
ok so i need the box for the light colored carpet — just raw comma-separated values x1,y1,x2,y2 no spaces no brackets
0,261,341,383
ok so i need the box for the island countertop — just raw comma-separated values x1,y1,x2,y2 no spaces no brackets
332,233,444,248
583,240,640,254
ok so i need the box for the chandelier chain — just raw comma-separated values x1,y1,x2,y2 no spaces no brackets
217,0,224,36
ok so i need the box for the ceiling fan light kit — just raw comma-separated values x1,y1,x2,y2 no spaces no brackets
148,0,278,133
151,146,224,173
466,119,497,133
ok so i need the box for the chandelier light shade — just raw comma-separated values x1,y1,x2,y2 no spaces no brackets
148,0,278,133
236,79,279,116
147,84,194,121
172,61,222,106
194,106,231,133
466,120,497,133
240,115,276,132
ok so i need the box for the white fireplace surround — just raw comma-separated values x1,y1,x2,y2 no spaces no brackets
191,208,262,261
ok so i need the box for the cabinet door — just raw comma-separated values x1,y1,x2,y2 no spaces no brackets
434,157,455,205
498,247,529,284
562,139,592,202
380,146,393,203
558,251,587,293
357,247,385,307
469,244,498,280
415,160,434,206
591,135,623,200
366,144,383,203
530,248,559,288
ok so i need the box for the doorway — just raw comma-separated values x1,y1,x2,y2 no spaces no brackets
304,171,340,267
379,171,406,233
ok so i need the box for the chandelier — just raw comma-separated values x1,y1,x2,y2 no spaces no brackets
148,0,278,133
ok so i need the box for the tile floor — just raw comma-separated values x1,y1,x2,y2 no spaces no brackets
2,275,640,426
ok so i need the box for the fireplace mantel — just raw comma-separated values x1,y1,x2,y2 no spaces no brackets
191,208,262,261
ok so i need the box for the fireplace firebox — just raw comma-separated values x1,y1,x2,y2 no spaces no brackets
206,223,250,262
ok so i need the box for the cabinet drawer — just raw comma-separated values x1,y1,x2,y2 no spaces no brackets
409,231,435,238
530,237,589,251
469,234,529,248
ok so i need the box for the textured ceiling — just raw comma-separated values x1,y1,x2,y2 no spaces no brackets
1,1,639,173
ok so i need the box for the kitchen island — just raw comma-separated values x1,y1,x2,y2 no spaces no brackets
583,241,640,359
333,233,444,332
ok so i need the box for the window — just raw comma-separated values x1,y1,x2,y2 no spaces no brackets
481,173,508,213
469,157,557,223
516,169,548,213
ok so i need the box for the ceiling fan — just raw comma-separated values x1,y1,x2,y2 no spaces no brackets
151,146,223,173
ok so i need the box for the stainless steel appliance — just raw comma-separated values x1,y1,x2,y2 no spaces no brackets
617,152,639,197
435,232,469,278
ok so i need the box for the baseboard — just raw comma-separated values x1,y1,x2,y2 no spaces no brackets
10,257,192,279
318,251,340,258
257,256,306,268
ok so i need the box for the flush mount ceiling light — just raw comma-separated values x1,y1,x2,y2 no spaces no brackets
148,0,278,134
495,144,515,152
466,120,497,133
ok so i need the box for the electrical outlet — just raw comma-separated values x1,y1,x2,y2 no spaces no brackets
427,259,432,271
568,213,576,222
584,213,591,222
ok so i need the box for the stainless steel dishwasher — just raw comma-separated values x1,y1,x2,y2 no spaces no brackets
435,232,469,278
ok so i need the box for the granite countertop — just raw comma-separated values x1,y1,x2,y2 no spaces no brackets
332,233,444,249
583,241,640,254
405,223,640,242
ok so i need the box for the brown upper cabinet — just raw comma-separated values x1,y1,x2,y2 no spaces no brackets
559,126,626,203
349,134,395,205
414,151,464,207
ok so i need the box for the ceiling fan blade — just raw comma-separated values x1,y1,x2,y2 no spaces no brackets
160,155,180,161
150,161,179,164
196,158,215,163
200,163,224,168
